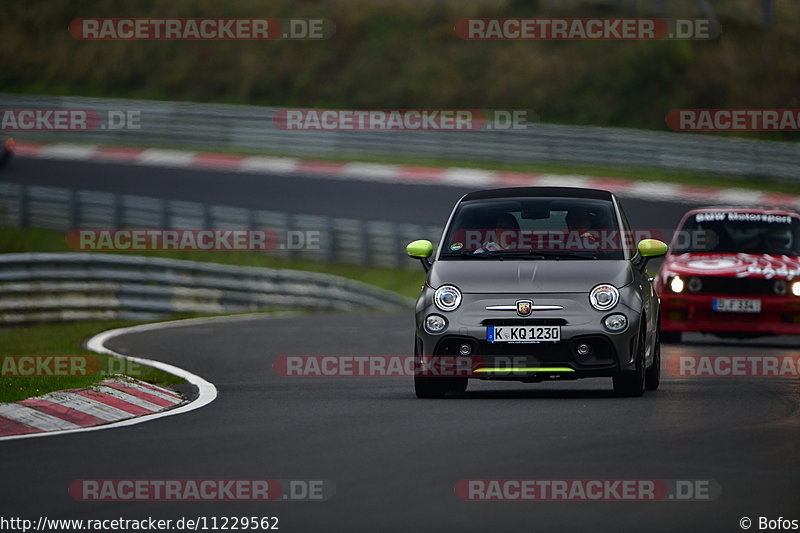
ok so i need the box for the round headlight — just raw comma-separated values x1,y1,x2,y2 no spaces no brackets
603,313,628,332
434,285,462,312
687,277,702,293
424,314,447,334
792,281,800,297
589,284,619,311
774,280,787,295
670,276,685,293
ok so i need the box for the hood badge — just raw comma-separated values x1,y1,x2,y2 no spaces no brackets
516,299,533,317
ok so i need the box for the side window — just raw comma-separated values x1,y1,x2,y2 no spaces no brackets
617,201,633,234
615,200,636,258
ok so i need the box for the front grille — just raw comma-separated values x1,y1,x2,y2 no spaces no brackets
689,277,777,295
481,318,568,326
433,335,616,367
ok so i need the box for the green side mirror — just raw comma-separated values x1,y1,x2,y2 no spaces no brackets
407,239,433,259
638,239,668,258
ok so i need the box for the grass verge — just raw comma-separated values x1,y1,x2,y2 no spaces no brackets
0,320,185,403
0,226,425,402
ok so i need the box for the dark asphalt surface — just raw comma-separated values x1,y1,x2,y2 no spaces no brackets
1,156,798,532
1,313,799,532
4,156,690,228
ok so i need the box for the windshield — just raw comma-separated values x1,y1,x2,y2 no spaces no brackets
673,212,800,255
440,197,626,260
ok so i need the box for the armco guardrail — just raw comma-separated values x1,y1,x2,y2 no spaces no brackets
0,181,442,270
2,94,798,183
0,253,414,323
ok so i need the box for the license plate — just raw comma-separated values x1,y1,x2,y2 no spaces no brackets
487,326,561,343
712,298,761,313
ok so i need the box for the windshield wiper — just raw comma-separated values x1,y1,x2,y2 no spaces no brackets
443,249,598,260
526,250,599,260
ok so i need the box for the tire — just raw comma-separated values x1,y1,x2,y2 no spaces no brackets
660,331,681,344
414,376,467,398
613,323,646,397
645,325,661,391
413,345,468,398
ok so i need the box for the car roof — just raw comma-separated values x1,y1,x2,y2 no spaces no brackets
461,186,614,202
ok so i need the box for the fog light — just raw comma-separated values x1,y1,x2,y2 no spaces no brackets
424,314,447,334
459,343,472,356
604,314,628,332
792,281,800,297
576,343,591,356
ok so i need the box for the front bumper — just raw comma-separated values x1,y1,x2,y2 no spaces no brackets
415,292,642,380
660,293,800,335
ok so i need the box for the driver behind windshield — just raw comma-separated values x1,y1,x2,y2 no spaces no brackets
474,212,520,253
765,225,794,255
566,207,599,243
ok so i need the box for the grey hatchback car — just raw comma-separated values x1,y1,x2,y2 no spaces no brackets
407,187,668,398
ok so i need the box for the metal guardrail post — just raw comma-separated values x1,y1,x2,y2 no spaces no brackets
16,184,28,228
67,189,77,230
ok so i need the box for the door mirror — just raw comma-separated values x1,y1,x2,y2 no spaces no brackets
638,239,668,258
407,239,433,259
407,239,433,272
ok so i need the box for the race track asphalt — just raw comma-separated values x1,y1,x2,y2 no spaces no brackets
1,313,798,532
1,155,798,532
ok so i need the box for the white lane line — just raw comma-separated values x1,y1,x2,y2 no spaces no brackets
340,163,402,181
715,189,765,205
37,144,99,160
240,156,300,174
624,181,685,201
535,174,593,188
442,168,496,186
0,312,300,441
93,386,163,412
138,149,196,167
0,404,81,432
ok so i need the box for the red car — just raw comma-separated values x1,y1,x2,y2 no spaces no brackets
0,135,14,167
656,207,800,342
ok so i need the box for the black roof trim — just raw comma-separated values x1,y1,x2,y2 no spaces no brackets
461,187,613,202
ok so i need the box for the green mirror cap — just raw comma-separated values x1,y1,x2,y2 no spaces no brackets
407,239,433,259
638,239,668,258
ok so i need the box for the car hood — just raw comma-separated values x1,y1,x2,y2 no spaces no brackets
428,260,632,293
662,253,800,279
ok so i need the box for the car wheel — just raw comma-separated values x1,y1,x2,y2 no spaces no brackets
661,331,681,343
645,325,661,391
414,376,466,398
413,347,468,398
613,323,646,397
